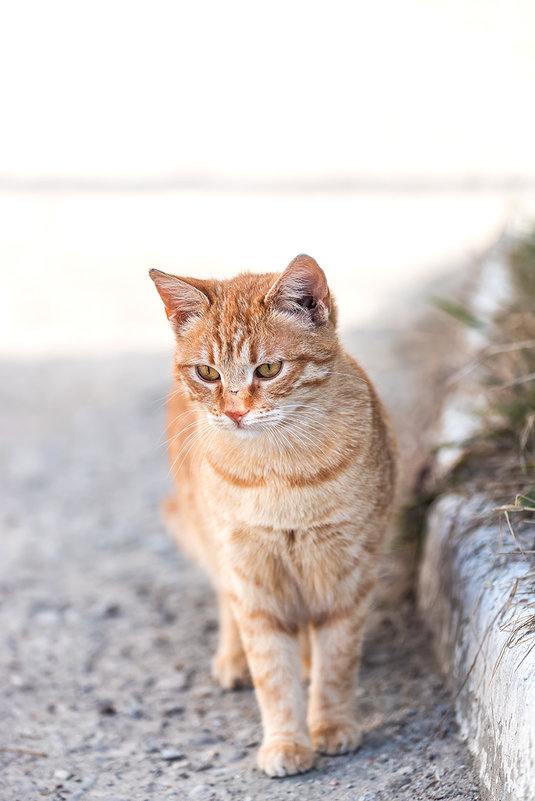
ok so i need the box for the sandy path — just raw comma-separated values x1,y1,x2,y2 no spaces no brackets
0,266,481,800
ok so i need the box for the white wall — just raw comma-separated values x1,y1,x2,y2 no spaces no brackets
1,0,534,355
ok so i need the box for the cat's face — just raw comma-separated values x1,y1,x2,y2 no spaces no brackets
150,255,339,436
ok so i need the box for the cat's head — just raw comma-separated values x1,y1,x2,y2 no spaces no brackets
149,255,340,436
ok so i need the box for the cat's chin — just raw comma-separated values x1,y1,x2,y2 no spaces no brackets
223,421,263,438
206,413,274,437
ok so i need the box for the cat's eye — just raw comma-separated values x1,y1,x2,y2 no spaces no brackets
196,365,221,382
255,361,282,379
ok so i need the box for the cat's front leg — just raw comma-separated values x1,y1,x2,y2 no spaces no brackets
229,590,315,777
307,603,370,755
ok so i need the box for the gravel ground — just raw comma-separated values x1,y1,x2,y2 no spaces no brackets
0,346,481,801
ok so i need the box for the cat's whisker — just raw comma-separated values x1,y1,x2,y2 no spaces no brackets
268,428,285,462
170,418,210,437
153,384,193,410
283,404,334,419
286,430,329,459
283,412,328,429
321,370,370,384
199,428,219,473
282,407,330,425
248,405,343,459
266,430,286,463
281,415,346,459
167,428,206,475
271,425,301,461
167,422,215,476
280,404,327,416
166,406,204,427
156,407,206,447
170,429,213,476
159,416,209,449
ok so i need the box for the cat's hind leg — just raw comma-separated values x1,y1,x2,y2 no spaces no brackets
211,590,251,690
161,495,197,561
299,624,311,682
162,500,250,688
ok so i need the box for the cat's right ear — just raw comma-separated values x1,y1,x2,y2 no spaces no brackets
149,269,209,332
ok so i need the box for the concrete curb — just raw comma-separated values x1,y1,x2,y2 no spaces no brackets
420,495,535,800
418,233,535,801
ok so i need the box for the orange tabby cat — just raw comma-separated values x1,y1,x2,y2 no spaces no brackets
149,255,398,777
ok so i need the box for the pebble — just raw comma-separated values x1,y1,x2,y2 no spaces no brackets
191,686,213,699
172,759,191,769
54,769,70,781
389,773,413,789
236,728,257,743
194,761,213,772
228,749,247,762
190,785,210,796
97,700,117,716
189,733,223,746
64,608,80,623
144,739,159,754
397,764,415,775
161,748,185,761
34,609,61,626
164,705,185,717
102,602,121,618
158,674,190,692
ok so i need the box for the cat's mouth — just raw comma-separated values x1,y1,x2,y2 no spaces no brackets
209,410,280,435
222,417,261,435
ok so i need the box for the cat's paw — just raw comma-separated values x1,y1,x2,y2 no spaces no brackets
211,651,252,690
258,740,315,778
310,721,362,755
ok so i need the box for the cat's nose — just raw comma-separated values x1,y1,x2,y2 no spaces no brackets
224,409,248,425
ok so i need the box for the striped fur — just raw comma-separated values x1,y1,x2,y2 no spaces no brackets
150,255,398,777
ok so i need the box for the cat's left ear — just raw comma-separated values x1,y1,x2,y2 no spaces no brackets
264,254,331,325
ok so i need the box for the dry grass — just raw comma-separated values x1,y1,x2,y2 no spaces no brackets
495,567,535,670
461,234,535,652
418,232,535,654
446,238,535,491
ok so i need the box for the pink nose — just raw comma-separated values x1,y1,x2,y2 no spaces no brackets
225,410,248,425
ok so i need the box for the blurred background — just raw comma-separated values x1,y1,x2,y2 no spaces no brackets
2,6,534,796
1,0,535,356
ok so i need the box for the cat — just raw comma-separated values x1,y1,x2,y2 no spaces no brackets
149,254,398,777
